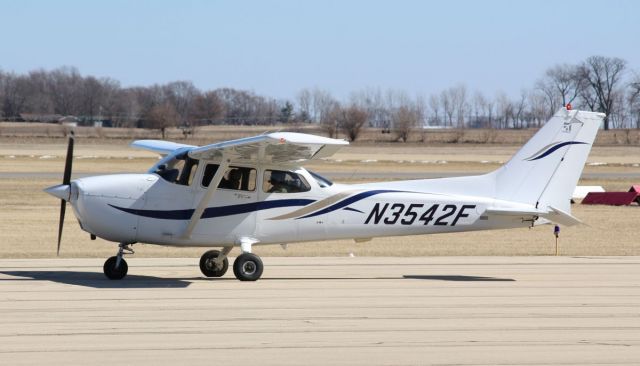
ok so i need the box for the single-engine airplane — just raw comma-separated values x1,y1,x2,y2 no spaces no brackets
45,108,604,281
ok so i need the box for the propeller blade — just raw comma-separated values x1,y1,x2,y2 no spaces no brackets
57,199,66,256
62,132,74,185
57,131,74,256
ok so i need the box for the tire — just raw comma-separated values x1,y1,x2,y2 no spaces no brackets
199,250,229,277
103,256,128,280
233,253,263,281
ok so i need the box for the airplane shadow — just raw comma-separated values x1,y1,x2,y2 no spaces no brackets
260,275,515,281
403,275,515,282
0,270,203,288
0,271,515,287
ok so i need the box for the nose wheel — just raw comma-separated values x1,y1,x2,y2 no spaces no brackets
104,256,128,280
103,243,133,280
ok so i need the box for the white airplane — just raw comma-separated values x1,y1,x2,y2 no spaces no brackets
45,108,604,281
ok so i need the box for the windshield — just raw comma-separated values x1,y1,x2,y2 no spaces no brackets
307,170,333,188
152,150,199,186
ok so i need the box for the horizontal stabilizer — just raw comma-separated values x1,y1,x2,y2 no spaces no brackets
485,205,582,227
541,206,582,226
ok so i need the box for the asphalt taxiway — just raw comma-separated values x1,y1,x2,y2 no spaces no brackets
0,256,639,365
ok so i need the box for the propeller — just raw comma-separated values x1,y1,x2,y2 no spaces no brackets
57,131,75,255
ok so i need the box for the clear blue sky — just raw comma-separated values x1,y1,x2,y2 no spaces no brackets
1,0,638,100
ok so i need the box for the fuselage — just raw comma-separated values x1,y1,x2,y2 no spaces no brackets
67,152,534,247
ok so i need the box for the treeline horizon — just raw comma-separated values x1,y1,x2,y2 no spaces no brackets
1,55,639,141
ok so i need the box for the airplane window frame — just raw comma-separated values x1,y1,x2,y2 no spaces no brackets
263,169,311,194
201,163,257,192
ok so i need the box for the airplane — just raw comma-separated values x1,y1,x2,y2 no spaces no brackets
44,107,605,281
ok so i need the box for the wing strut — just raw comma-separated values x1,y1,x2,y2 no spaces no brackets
181,157,230,239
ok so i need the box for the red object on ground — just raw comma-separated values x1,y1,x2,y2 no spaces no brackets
582,192,640,205
628,185,640,193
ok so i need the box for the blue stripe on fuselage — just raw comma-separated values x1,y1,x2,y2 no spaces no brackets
109,199,316,220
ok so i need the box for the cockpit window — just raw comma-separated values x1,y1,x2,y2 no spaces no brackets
154,152,199,186
202,164,256,191
263,170,311,193
308,170,333,187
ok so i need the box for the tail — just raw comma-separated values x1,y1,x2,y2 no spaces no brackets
492,108,604,217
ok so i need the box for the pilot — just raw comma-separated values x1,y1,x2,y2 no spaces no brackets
220,169,242,190
268,171,290,193
155,164,179,182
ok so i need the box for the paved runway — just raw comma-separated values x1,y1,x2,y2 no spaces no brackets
1,256,639,365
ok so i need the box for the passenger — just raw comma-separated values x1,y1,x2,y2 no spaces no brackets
268,171,290,193
220,169,242,190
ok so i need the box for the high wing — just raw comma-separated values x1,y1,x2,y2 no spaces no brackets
131,140,196,156
188,132,349,163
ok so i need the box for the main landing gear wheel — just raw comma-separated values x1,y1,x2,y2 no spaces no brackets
104,256,128,280
199,250,229,277
233,253,263,281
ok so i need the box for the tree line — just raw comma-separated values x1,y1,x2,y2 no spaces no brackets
1,55,639,141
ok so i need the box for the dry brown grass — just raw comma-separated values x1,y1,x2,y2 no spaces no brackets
4,121,640,146
1,149,639,258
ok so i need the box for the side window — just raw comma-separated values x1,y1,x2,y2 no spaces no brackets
202,164,256,191
176,158,198,186
201,164,219,187
263,170,311,193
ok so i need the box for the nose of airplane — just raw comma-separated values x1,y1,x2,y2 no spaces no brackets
44,184,71,201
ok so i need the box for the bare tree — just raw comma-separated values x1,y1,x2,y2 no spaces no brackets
0,72,30,119
440,90,454,126
427,94,441,126
513,90,528,128
163,81,199,124
579,56,627,130
392,105,420,142
338,105,368,141
320,103,341,138
451,84,468,128
296,88,312,122
192,91,225,124
48,66,83,116
629,74,640,128
103,88,138,128
143,102,179,139
527,90,547,127
78,76,105,123
541,64,584,107
495,92,513,129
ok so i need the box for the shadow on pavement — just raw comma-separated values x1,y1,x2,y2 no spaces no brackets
0,270,205,288
403,275,515,282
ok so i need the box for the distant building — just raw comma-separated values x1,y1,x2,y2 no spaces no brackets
58,116,80,127
19,113,63,123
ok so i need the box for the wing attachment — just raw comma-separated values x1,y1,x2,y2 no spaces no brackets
188,132,348,163
131,140,196,156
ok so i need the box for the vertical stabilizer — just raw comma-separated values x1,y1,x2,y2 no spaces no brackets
492,108,604,213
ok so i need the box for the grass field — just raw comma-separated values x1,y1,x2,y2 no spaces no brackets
1,137,640,258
